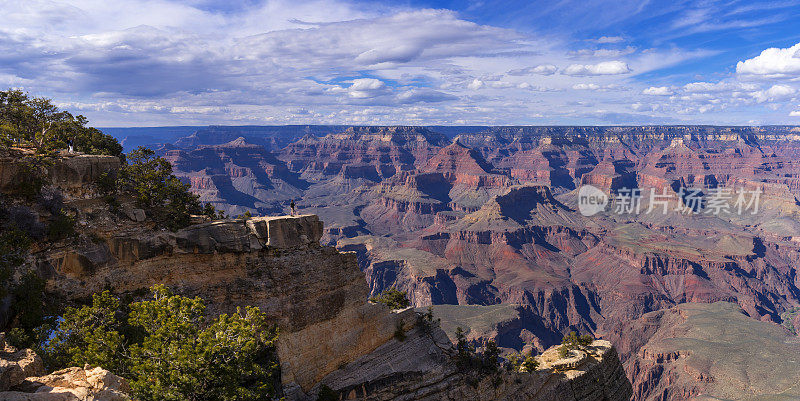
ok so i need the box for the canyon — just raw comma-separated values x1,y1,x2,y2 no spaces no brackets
116,124,800,400
0,149,631,400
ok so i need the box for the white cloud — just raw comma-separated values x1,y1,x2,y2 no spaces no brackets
736,42,800,77
563,60,631,76
1,0,797,126
506,64,557,76
395,88,456,103
350,78,384,91
569,47,636,58
595,36,624,44
467,79,485,90
683,81,758,93
573,83,600,90
573,83,621,91
347,78,386,98
790,111,800,116
170,106,229,114
751,84,796,103
642,86,674,96
517,82,559,92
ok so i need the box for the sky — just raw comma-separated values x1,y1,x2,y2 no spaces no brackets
1,0,800,126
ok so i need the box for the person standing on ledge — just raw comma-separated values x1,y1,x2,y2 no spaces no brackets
290,200,296,216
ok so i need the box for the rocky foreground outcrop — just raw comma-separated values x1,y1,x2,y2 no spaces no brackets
37,212,407,394
321,333,631,401
0,333,130,401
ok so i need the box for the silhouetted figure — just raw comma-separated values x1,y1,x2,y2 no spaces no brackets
290,200,296,216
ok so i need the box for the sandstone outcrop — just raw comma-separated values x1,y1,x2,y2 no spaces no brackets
33,213,405,393
0,333,45,391
0,334,129,401
4,366,131,401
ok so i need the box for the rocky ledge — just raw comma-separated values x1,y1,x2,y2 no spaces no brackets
319,337,632,401
0,333,130,401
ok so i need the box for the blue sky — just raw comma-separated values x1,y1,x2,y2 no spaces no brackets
1,0,800,126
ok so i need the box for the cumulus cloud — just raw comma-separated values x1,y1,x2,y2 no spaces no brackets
345,78,388,98
642,86,674,96
573,83,600,90
736,42,800,78
506,64,557,76
751,84,796,103
467,79,485,90
791,111,800,116
563,61,631,76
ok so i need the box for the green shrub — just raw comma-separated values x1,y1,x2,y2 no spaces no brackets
560,331,594,353
416,306,439,334
96,171,117,195
44,285,280,401
521,355,538,372
47,210,75,241
481,340,500,373
506,352,521,371
506,344,539,373
6,271,58,351
43,290,126,372
369,287,411,309
454,326,472,370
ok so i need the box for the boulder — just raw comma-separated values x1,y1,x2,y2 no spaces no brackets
0,333,45,391
5,365,130,401
247,214,323,248
122,208,145,223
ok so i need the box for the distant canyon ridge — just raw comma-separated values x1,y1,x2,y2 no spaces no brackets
108,125,800,400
